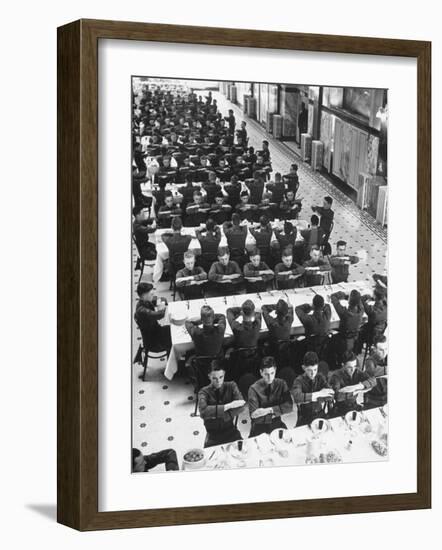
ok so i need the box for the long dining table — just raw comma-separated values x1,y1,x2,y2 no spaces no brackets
181,406,388,471
161,280,373,380
151,218,309,283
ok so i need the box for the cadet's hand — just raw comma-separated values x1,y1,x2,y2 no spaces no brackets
225,399,246,411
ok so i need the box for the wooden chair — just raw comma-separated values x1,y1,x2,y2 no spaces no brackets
132,235,156,283
133,343,169,382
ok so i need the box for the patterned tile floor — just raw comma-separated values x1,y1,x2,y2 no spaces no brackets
132,89,388,471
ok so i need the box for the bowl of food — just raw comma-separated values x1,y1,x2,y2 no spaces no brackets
371,433,388,457
170,304,188,326
318,449,343,464
310,418,331,435
183,448,206,470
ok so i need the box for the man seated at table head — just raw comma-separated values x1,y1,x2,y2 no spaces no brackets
248,356,293,438
295,294,331,358
329,240,360,283
243,248,274,294
175,250,207,300
274,247,305,290
291,351,334,426
134,282,171,355
198,360,246,448
132,447,179,473
329,351,376,416
185,305,226,358
302,245,331,286
208,246,243,296
364,335,388,409
132,204,157,262
157,194,183,228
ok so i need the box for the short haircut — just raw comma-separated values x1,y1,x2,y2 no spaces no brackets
132,204,144,216
184,250,195,260
206,218,215,232
242,299,255,317
282,246,293,258
218,246,229,257
132,448,142,469
286,189,294,196
303,351,319,367
185,174,193,183
230,175,239,184
231,213,241,225
276,299,289,318
171,217,182,232
262,140,269,146
260,356,276,371
324,196,333,205
310,214,319,225
259,215,269,227
208,359,225,374
275,172,282,180
349,289,361,308
374,334,387,345
201,305,215,325
193,190,202,198
136,282,153,297
312,294,325,309
342,350,357,364
291,163,298,170
215,192,224,199
249,247,260,258
164,192,174,200
284,221,294,235
336,240,347,248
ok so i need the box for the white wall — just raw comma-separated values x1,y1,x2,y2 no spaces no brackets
0,0,440,546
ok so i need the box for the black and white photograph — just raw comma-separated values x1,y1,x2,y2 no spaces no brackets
131,77,389,474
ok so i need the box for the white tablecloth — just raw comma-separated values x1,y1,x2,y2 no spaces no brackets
182,406,388,471
163,280,372,380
